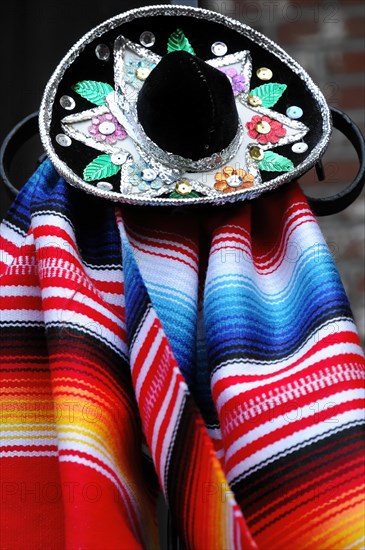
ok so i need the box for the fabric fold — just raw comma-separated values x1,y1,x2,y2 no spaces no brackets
1,160,364,549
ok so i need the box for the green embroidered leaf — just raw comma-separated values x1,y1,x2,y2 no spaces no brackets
169,190,200,199
258,151,294,172
72,80,114,106
83,155,121,182
167,29,196,56
249,83,287,108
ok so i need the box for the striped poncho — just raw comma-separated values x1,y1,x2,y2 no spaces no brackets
1,160,364,549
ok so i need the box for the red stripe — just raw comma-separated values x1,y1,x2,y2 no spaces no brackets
225,399,364,474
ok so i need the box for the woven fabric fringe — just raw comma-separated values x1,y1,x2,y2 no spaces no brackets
1,160,364,549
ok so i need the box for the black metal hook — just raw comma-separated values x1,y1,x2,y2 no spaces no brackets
0,112,45,199
304,107,365,216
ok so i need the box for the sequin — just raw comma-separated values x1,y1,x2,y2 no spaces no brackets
59,95,75,110
95,44,110,61
249,146,264,161
141,168,158,181
248,95,262,107
125,59,156,89
255,120,271,134
111,151,129,165
286,106,303,119
56,134,71,147
211,41,228,56
136,67,151,81
98,121,116,135
291,142,308,153
175,180,192,195
226,175,243,187
256,67,273,81
96,181,113,191
140,31,155,48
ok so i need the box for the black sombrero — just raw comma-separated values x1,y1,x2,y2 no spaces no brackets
37,4,335,206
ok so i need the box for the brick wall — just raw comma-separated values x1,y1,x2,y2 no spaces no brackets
202,0,365,342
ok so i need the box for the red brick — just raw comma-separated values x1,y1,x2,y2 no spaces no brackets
328,52,365,73
357,276,365,293
343,241,365,260
346,17,365,38
277,21,319,44
338,86,365,109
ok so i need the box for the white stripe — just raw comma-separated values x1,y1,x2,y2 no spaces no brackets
136,254,198,297
0,440,57,449
0,451,58,457
31,212,74,233
40,286,122,327
128,233,198,263
151,369,179,458
226,408,365,482
214,342,364,409
225,389,364,463
1,220,28,244
131,314,165,401
35,235,79,259
1,310,44,322
56,430,116,466
210,207,316,270
83,265,124,283
0,285,41,297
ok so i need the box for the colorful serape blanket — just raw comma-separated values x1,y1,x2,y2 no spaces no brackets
1,160,364,550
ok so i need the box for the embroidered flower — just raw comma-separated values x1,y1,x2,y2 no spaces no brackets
219,67,246,96
214,166,255,193
126,159,164,192
88,113,127,144
246,115,286,145
125,59,156,89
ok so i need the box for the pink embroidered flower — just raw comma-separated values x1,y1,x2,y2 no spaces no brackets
246,115,286,145
219,67,246,96
88,113,127,144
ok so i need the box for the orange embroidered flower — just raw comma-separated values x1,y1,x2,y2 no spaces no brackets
214,166,255,193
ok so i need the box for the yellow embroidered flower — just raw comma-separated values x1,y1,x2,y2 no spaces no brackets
214,166,255,193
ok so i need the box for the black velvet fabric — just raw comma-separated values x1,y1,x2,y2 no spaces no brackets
137,51,239,160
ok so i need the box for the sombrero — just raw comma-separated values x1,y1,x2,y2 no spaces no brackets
39,4,331,205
